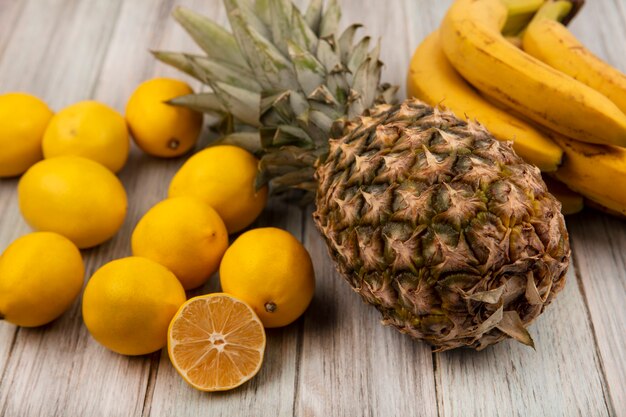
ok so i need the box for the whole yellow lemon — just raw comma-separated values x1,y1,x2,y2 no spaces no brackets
219,227,315,328
131,197,228,290
42,101,129,173
0,232,84,327
82,256,187,356
0,92,53,177
169,145,268,233
18,156,127,248
126,78,202,158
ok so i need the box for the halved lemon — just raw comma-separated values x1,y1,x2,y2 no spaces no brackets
167,293,266,392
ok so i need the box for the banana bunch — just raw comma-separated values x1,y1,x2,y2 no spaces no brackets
407,0,626,216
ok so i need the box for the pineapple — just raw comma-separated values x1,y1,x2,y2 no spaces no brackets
156,0,570,351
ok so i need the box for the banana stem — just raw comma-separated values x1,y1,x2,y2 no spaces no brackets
506,0,584,38
501,0,546,36
501,0,545,16
561,0,585,25
531,0,573,23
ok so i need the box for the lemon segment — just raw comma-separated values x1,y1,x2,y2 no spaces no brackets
168,293,266,391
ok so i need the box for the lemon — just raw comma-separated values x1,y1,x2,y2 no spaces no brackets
0,232,84,327
219,227,315,328
126,78,203,158
42,101,129,173
131,197,228,290
0,92,53,177
18,156,127,248
169,145,268,233
82,256,187,356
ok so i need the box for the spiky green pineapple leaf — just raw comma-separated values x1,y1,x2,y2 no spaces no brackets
319,0,340,37
350,50,383,117
228,9,299,91
276,125,313,146
368,38,382,67
380,84,399,103
151,51,198,80
168,92,225,114
347,36,371,74
316,38,342,74
308,84,338,105
253,0,272,26
290,6,318,53
337,24,362,63
269,168,318,193
309,100,342,121
192,56,262,92
268,0,293,55
304,0,323,33
213,131,262,153
261,90,295,123
294,110,328,145
289,90,310,115
172,7,247,69
307,109,335,134
288,41,326,95
224,0,272,42
210,81,261,127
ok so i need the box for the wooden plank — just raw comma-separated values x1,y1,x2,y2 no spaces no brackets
0,0,120,399
0,0,27,380
436,263,611,417
565,3,626,415
569,213,626,417
0,0,27,58
0,1,175,416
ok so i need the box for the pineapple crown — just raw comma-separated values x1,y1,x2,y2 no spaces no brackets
153,0,398,193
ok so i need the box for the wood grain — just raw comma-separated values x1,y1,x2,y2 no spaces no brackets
0,0,624,416
0,1,165,416
567,3,626,415
569,213,626,417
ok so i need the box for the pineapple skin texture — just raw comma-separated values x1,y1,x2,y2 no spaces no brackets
314,100,570,351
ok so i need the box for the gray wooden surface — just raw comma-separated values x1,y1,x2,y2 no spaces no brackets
0,0,624,416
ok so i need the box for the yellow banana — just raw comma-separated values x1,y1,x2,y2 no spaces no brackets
550,134,626,216
542,176,583,215
407,30,562,172
523,4,626,116
439,0,626,148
